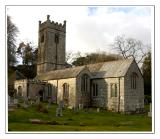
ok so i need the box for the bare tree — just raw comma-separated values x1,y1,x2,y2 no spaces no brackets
66,51,73,64
114,35,150,64
7,15,19,67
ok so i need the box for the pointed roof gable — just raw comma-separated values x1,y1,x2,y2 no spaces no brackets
8,70,26,85
92,58,134,78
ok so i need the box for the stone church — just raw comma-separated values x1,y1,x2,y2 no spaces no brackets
14,15,144,113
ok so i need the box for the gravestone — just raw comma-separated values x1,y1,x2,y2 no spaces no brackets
14,98,18,105
148,103,152,117
23,97,29,108
56,107,63,117
56,100,63,116
97,108,100,112
73,107,78,113
59,100,64,108
79,104,83,110
36,96,40,105
24,97,28,104
47,98,52,109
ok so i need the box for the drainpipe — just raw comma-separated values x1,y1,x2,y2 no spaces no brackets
118,77,121,113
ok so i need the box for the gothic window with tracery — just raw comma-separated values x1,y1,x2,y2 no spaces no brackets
92,83,98,97
81,74,89,93
131,72,138,89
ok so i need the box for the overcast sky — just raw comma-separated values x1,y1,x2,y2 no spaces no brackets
7,6,152,54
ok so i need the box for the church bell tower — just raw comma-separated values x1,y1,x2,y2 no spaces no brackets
37,15,66,75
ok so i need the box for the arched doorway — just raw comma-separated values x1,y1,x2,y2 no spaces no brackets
39,90,43,101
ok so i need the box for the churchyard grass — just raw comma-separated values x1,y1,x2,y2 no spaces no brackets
8,103,152,132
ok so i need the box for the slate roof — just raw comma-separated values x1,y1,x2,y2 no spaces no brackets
8,70,26,85
36,58,134,80
36,66,86,80
91,58,134,78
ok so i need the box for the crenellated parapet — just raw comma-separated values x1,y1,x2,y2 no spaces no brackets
39,15,66,32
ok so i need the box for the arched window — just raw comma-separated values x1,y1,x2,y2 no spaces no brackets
81,74,89,92
92,83,98,97
48,84,52,98
110,83,117,97
63,83,69,100
131,72,138,89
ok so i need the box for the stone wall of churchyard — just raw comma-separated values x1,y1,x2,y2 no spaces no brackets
48,78,76,108
124,61,144,112
76,68,92,108
104,77,125,112
14,79,28,97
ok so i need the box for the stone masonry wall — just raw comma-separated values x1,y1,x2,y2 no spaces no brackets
124,61,144,112
91,79,108,108
14,79,28,97
48,78,76,108
105,77,125,112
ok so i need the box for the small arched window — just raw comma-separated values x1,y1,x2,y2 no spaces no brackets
131,72,138,89
81,74,89,92
63,83,69,100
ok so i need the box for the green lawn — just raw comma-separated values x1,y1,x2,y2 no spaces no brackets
8,103,152,132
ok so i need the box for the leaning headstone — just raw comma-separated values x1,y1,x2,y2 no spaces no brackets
148,103,152,117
